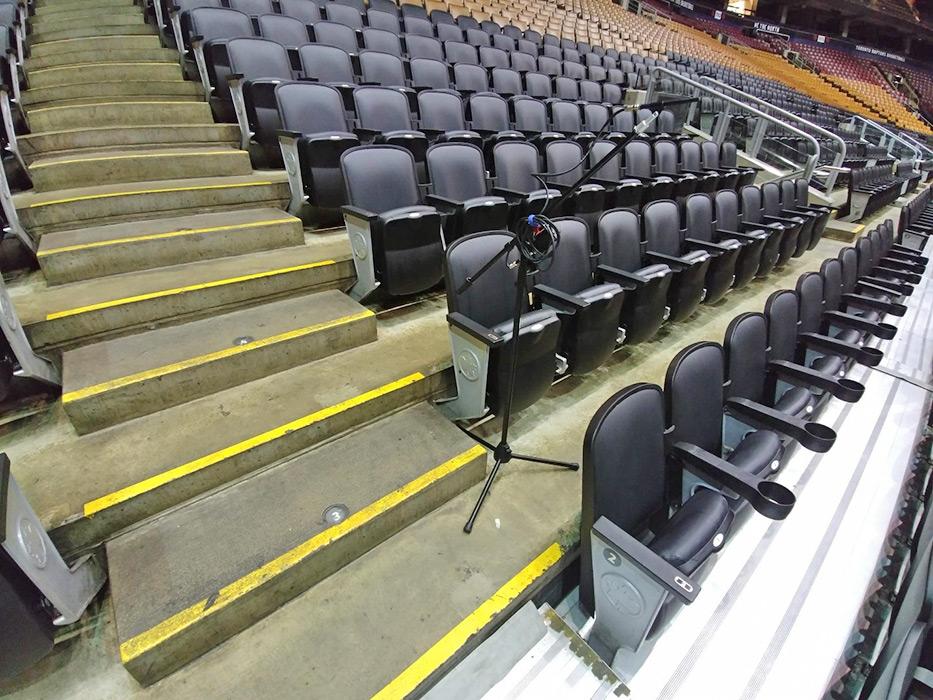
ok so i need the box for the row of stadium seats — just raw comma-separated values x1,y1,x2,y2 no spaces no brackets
579,220,927,661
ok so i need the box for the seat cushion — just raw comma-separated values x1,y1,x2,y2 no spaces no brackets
379,204,436,221
649,488,732,575
577,282,623,303
491,308,558,341
811,353,845,377
854,308,881,323
728,430,783,476
681,249,710,263
774,386,813,417
719,237,742,250
635,263,670,279
462,195,507,209
833,328,862,345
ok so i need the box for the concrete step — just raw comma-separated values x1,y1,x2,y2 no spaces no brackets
29,146,253,191
62,290,377,433
31,1,138,21
27,61,183,89
18,124,240,163
28,35,162,59
22,81,202,108
35,0,135,10
31,22,155,44
12,235,352,350
29,8,142,36
26,47,179,71
14,171,290,236
38,208,306,284
17,301,450,555
108,402,485,685
26,100,213,132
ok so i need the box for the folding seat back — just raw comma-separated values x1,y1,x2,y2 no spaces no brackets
762,181,804,261
341,145,443,299
440,230,561,420
311,20,358,53
524,29,542,44
624,139,653,179
479,46,508,70
538,55,561,77
400,3,428,20
255,14,308,46
578,80,601,103
679,141,718,193
405,34,444,60
512,96,549,135
362,27,403,56
524,72,553,99
435,22,463,42
465,28,491,47
492,34,515,52
614,109,635,133
490,68,522,96
534,217,625,373
187,8,256,105
492,140,549,194
353,85,415,133
279,0,322,23
542,44,562,60
596,209,672,343
228,0,274,15
453,63,489,93
510,51,536,73
225,37,295,158
332,0,364,11
588,66,607,83
516,38,538,55
425,143,507,239
582,103,610,133
665,342,726,457
323,1,363,28
544,140,605,236
468,92,512,134
502,24,522,40
444,40,478,65
367,8,400,31
431,9,456,26
722,141,756,187
456,14,479,31
740,185,782,274
643,200,710,322
563,61,585,80
479,19,500,34
276,81,358,211
563,48,580,64
171,0,224,54
653,138,697,197
368,0,398,12
416,89,466,132
723,312,770,406
359,50,408,87
298,44,354,85
549,101,583,135
553,76,580,101
403,15,433,36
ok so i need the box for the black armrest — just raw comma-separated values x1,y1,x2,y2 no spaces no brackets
596,264,645,290
874,265,919,284
353,126,381,141
341,205,378,223
782,208,818,220
860,275,912,297
277,129,303,140
842,292,906,317
764,214,800,225
742,220,783,231
725,397,835,453
226,72,245,84
447,312,504,347
491,186,529,203
798,331,883,367
534,284,587,312
424,194,462,212
889,244,928,261
672,442,796,520
624,174,656,184
592,517,699,603
880,255,924,273
768,359,864,403
717,227,764,242
646,251,705,269
684,237,733,255
886,249,927,266
823,309,896,340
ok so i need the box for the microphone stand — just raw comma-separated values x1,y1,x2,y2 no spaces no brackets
457,96,700,534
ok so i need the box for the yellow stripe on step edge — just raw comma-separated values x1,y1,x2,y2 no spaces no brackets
29,181,275,208
117,441,484,663
372,542,565,700
28,100,195,113
30,150,243,168
84,371,427,518
45,260,336,321
62,309,374,404
29,62,177,73
37,218,298,256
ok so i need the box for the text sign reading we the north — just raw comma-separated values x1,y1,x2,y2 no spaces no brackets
854,45,906,63
753,21,783,34
671,0,694,9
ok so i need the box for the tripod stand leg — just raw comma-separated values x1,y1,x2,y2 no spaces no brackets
457,426,497,452
511,452,580,470
464,457,505,534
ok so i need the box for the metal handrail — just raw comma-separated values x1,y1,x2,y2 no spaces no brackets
849,115,922,162
698,76,847,191
646,66,821,182
897,131,933,159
